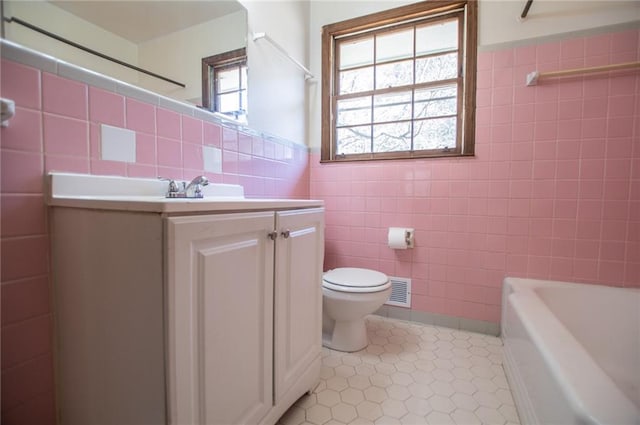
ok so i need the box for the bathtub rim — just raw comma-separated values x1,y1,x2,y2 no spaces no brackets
502,277,640,425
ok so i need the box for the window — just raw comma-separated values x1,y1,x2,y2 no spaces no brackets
202,48,248,123
321,0,477,162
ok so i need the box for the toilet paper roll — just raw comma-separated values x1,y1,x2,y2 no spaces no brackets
388,227,414,249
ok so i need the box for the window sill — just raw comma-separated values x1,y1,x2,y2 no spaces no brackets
320,151,475,164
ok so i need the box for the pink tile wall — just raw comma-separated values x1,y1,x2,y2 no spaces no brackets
1,26,638,425
0,62,309,423
311,28,640,324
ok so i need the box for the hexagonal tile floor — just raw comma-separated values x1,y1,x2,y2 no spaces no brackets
277,315,520,425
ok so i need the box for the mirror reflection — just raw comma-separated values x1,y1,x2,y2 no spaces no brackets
2,0,247,119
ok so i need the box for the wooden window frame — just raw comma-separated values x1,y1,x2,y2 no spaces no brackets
201,48,247,116
321,0,477,162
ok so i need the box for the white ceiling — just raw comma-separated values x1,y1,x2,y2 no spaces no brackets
49,0,246,43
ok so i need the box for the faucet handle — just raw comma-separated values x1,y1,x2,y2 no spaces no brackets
158,177,180,196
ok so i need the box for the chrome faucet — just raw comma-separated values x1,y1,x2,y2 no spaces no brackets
161,175,209,198
184,175,209,198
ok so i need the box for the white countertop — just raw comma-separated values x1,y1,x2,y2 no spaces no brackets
48,195,324,214
47,173,323,214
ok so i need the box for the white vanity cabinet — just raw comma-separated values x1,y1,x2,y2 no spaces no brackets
50,187,324,425
166,208,324,425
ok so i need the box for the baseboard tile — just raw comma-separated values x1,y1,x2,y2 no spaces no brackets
373,306,500,336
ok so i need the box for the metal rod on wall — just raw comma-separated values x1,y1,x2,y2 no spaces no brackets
520,0,534,19
4,16,186,88
1,0,5,38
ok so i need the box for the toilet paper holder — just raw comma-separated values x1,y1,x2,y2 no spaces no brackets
388,227,415,249
404,229,415,248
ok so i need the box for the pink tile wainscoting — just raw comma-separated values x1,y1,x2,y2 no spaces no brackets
0,59,309,423
311,28,640,324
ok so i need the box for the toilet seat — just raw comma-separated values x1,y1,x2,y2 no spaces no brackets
322,268,391,293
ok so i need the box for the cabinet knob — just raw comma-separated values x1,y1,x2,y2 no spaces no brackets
267,231,278,240
281,229,291,239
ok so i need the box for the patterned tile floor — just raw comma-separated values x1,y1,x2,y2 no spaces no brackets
278,316,520,425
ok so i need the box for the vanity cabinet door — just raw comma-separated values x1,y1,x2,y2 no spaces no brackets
274,208,325,402
166,212,275,425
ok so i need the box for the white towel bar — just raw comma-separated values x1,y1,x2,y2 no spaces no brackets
526,61,640,86
252,32,315,81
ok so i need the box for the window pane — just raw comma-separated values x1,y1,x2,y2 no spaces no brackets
217,68,240,92
376,28,413,63
416,19,458,56
413,117,457,150
375,59,413,90
415,52,458,84
218,92,240,113
373,122,411,152
414,85,457,119
340,37,374,70
337,126,371,155
337,96,371,126
339,67,374,94
241,65,248,89
373,91,412,123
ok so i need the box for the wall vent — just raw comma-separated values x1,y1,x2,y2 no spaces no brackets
385,277,411,308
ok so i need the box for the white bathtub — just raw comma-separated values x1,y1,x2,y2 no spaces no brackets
502,277,640,425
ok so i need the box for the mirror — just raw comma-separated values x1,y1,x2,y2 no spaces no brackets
2,0,247,109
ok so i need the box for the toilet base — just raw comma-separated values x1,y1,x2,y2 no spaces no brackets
322,318,368,352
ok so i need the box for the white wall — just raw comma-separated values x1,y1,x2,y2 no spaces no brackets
137,10,247,105
241,0,309,145
306,0,640,150
4,0,139,83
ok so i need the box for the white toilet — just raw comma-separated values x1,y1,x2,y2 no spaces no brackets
322,268,392,352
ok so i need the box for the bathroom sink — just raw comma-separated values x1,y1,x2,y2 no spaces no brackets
47,172,322,213
49,172,245,199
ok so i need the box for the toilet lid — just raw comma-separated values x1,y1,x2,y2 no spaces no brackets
323,268,390,293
